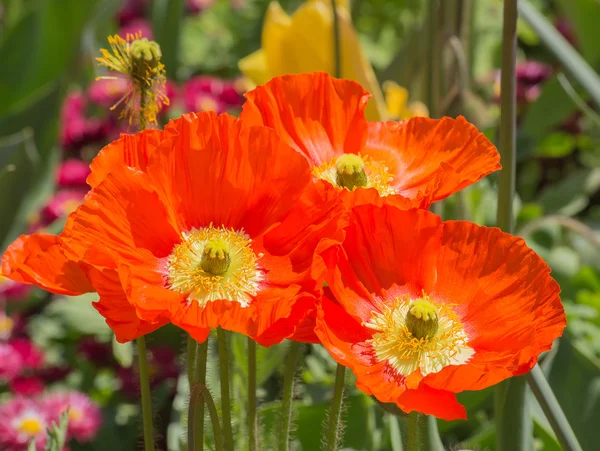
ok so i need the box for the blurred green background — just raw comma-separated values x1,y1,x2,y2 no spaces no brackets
0,0,599,450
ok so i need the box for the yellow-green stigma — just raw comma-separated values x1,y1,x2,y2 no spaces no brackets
335,154,368,191
200,239,231,275
405,298,439,340
130,38,162,80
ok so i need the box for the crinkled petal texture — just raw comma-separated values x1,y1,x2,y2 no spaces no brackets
315,204,565,420
3,112,340,345
240,72,500,210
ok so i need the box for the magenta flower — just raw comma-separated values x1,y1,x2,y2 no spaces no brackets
88,77,129,109
59,92,112,151
56,159,91,189
43,392,102,443
183,76,227,113
0,397,48,451
0,277,31,302
117,0,148,25
10,339,44,371
10,376,45,396
39,190,86,227
119,18,154,40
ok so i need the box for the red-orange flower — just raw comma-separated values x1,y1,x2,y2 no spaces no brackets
315,204,565,421
2,112,341,345
240,72,501,209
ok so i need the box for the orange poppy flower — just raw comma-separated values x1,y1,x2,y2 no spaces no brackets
315,204,565,420
239,72,501,209
2,112,342,345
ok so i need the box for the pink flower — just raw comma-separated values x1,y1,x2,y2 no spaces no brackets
40,190,86,226
183,77,227,113
10,376,45,396
43,392,102,443
516,61,552,85
219,80,244,108
0,343,24,382
117,0,148,25
0,397,48,451
56,159,91,189
119,18,154,40
10,339,44,370
88,77,129,109
186,0,216,13
0,277,31,302
59,92,112,151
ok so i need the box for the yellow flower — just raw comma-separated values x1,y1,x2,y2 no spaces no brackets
239,0,388,120
383,81,429,120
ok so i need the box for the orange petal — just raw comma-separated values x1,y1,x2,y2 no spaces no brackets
422,220,564,392
1,234,92,295
396,385,467,421
364,117,501,207
146,112,311,236
87,129,164,188
84,264,167,343
239,72,370,166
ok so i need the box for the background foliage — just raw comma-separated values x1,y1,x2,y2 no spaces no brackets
0,0,599,450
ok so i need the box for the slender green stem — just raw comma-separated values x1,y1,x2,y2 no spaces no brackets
425,0,440,117
527,366,582,451
216,328,234,451
189,383,224,451
139,89,147,131
136,337,155,451
423,416,444,451
325,364,347,451
495,2,528,450
496,0,518,234
187,335,197,387
279,341,302,451
248,338,258,451
330,0,341,78
405,411,421,451
188,339,209,451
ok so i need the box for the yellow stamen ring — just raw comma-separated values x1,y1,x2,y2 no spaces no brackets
364,293,474,378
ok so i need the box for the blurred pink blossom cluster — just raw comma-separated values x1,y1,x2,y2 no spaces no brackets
0,393,101,450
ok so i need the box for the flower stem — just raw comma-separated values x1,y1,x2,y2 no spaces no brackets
279,341,302,451
188,338,209,451
248,337,258,451
495,1,529,450
136,336,155,451
325,363,347,451
406,411,421,451
330,0,341,78
217,328,234,451
139,88,147,131
527,365,582,451
189,383,224,451
187,335,196,387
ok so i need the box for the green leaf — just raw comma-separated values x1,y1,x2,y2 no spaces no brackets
545,338,600,451
151,0,185,78
519,0,600,110
44,293,112,341
539,168,600,216
44,409,70,451
555,0,600,65
0,129,39,249
534,132,578,158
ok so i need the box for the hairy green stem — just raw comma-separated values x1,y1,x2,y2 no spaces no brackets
188,339,209,451
248,338,258,451
331,0,341,78
136,337,155,451
325,364,347,451
279,341,302,451
216,328,234,451
406,411,421,451
189,383,224,451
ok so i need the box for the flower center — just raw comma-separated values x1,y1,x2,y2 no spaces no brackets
364,293,474,378
69,408,83,422
166,226,263,308
405,299,438,340
130,38,162,80
18,418,43,435
312,153,396,196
